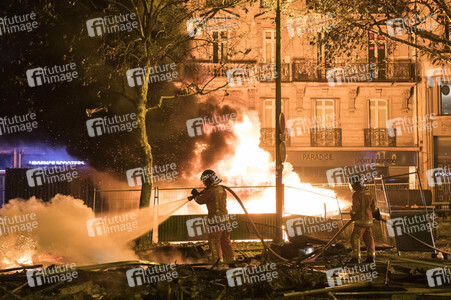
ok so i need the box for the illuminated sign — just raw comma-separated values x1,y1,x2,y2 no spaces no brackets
28,161,86,166
288,151,416,167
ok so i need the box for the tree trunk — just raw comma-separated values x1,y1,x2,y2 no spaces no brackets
136,68,153,248
137,67,152,208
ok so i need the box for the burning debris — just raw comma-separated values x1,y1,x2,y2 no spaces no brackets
5,108,442,299
2,109,449,299
1,0,451,298
0,195,138,270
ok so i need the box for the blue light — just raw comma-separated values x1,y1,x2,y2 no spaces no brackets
28,161,85,166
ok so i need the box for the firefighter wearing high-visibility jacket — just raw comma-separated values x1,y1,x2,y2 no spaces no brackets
189,170,235,263
349,177,381,264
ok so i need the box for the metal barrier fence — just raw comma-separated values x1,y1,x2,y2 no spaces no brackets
93,184,344,241
93,182,431,242
93,185,279,214
93,184,345,213
92,183,412,213
92,182,449,214
92,188,141,213
310,183,411,189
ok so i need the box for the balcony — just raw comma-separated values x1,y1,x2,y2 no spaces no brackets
186,60,291,83
205,0,236,6
292,60,414,82
310,128,342,147
260,128,291,147
364,128,396,147
186,60,414,84
184,60,255,78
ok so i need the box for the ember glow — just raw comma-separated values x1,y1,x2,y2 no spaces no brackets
1,250,33,270
186,111,345,216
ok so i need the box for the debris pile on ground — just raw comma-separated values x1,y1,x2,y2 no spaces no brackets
1,239,451,299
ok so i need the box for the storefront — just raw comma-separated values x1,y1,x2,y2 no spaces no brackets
287,150,417,184
432,117,451,202
433,137,451,202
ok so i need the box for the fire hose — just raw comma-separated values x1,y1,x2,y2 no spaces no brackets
221,185,290,262
189,186,451,263
221,185,355,263
300,220,353,263
189,185,289,262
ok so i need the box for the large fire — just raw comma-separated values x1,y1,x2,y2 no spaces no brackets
0,111,346,270
184,111,345,216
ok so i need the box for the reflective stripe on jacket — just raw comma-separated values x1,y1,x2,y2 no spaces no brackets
194,184,228,218
351,188,376,225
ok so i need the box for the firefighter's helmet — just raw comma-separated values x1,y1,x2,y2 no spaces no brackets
349,176,365,191
200,169,222,187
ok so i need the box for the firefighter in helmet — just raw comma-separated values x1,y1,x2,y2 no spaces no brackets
189,170,235,263
349,176,381,264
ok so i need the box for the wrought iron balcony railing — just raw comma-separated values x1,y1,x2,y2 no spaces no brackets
205,0,236,6
260,128,291,147
364,128,396,147
186,60,414,84
186,60,289,83
292,60,414,82
310,128,342,147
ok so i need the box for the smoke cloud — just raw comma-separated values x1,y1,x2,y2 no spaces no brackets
0,194,189,269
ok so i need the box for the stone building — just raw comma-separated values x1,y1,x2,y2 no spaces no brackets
189,0,450,205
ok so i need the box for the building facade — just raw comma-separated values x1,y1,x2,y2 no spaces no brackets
189,0,449,204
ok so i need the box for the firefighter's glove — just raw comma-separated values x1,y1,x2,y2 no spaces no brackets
191,189,200,198
350,212,356,221
372,208,382,221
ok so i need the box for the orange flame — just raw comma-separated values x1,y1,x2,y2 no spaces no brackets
190,111,345,216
